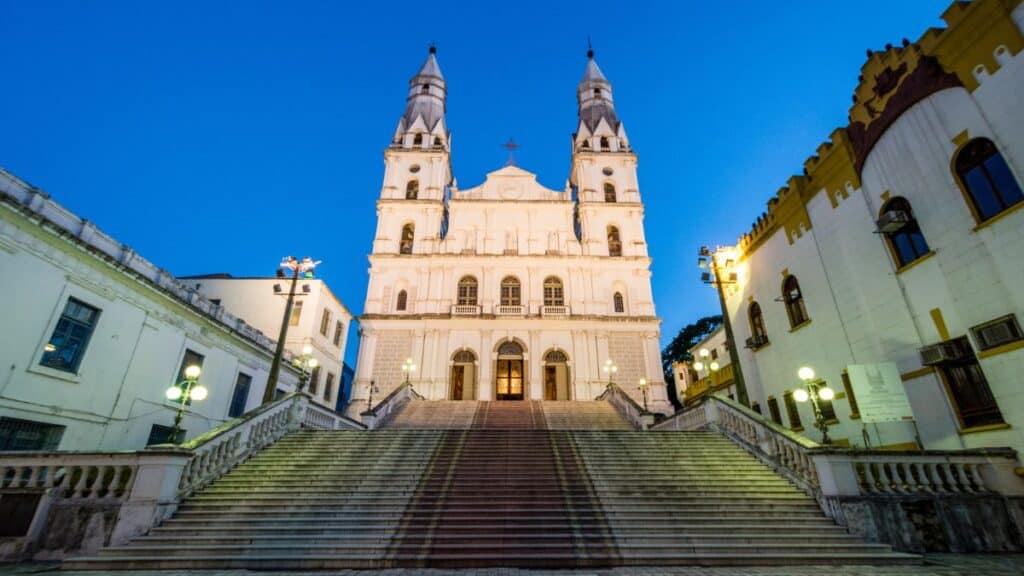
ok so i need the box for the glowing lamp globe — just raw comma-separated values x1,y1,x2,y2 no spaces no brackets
819,386,835,401
302,344,313,356
184,365,202,380
699,348,710,359
709,361,720,371
189,385,209,402
693,361,704,372
797,366,815,381
308,358,319,369
165,386,183,401
793,388,810,403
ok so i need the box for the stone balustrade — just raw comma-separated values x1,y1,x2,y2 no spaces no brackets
653,393,1024,552
596,382,648,430
450,304,481,316
360,382,425,429
0,392,361,561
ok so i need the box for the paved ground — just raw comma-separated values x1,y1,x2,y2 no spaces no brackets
4,555,1024,576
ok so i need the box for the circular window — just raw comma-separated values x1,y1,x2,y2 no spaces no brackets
409,164,421,173
602,167,614,176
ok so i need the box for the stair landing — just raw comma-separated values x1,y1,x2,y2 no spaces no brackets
386,399,633,431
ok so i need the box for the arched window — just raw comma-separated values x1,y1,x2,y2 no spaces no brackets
457,276,478,306
613,291,625,313
433,136,443,147
421,83,429,93
413,133,423,146
543,276,564,306
600,136,610,150
500,276,521,306
749,301,767,340
396,290,407,311
498,341,523,357
880,197,930,267
544,349,568,363
452,349,476,363
406,179,419,200
782,275,809,328
954,137,1023,222
607,226,622,257
604,182,617,203
399,224,414,255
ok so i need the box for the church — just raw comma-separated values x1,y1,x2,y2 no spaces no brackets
347,47,671,416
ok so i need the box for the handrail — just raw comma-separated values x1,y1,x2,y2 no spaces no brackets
361,382,424,429
178,391,299,450
596,382,646,430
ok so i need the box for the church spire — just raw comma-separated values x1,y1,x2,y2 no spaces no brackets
393,46,449,151
574,48,629,153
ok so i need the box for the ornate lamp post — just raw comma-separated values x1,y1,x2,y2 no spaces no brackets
698,246,749,406
293,344,319,392
402,357,417,386
366,379,380,411
638,377,650,413
794,366,836,445
602,359,618,386
692,347,721,392
263,256,320,404
165,365,207,444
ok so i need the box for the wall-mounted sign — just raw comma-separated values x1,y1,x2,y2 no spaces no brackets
846,362,915,423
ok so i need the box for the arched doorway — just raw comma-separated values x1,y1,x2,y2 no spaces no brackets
543,349,571,400
450,349,477,400
495,341,525,400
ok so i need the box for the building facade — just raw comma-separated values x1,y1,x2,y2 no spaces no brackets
185,275,353,410
716,0,1024,451
348,48,670,416
675,326,739,406
0,169,302,451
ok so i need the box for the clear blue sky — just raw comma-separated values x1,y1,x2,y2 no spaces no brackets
1,1,950,365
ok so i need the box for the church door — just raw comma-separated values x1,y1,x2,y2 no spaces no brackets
495,359,524,400
451,366,464,400
544,366,557,400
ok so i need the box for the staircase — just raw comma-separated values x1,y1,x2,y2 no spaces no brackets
65,401,917,569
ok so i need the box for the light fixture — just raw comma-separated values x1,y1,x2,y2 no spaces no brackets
709,361,720,371
302,344,313,355
793,388,810,402
189,385,209,401
797,366,815,381
165,386,183,401
44,343,57,353
699,348,710,359
818,386,835,401
308,358,319,369
693,361,704,372
184,365,202,380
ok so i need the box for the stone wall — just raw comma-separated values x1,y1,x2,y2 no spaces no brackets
607,333,645,397
373,332,413,399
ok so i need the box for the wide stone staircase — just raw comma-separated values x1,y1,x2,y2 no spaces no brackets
65,400,917,569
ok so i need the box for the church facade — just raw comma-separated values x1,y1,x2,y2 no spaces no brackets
348,48,670,416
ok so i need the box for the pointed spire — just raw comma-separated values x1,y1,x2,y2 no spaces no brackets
416,43,444,79
393,46,449,150
574,47,629,153
582,47,607,83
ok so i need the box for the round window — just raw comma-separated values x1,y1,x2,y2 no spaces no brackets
409,164,421,173
602,167,614,176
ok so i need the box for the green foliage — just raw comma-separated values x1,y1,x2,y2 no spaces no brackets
661,314,722,408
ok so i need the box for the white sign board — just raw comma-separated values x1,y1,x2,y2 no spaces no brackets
846,362,915,423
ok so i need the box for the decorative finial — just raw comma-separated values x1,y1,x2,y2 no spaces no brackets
429,42,436,55
503,138,520,166
587,35,594,59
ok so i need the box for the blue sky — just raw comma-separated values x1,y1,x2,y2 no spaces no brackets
1,1,950,365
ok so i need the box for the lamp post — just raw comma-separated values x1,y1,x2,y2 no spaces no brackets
602,359,618,387
698,246,749,407
293,344,319,392
402,357,417,386
794,366,835,445
263,256,320,404
638,377,650,413
366,379,379,411
165,365,207,444
692,348,720,398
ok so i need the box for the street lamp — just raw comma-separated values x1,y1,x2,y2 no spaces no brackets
165,365,207,444
698,245,749,407
638,377,650,413
366,379,380,411
603,359,618,386
402,357,417,386
692,348,720,396
293,343,319,392
263,256,321,404
794,366,836,445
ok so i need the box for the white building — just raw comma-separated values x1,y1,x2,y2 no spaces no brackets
0,169,302,451
676,326,739,406
715,0,1024,451
348,47,670,416
184,275,353,409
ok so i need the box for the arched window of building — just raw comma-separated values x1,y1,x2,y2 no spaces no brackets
879,197,930,267
607,226,622,257
749,301,767,342
396,290,407,312
399,224,414,255
421,83,430,93
406,179,419,200
543,276,564,306
413,133,423,146
954,137,1024,222
613,291,625,313
604,182,617,203
600,136,610,150
452,349,476,363
457,276,478,306
500,276,521,306
782,275,809,328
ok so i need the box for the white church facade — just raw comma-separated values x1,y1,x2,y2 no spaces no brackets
348,48,671,416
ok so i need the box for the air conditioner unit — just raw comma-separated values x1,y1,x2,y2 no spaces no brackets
919,340,971,365
971,314,1023,351
876,210,910,233
745,335,769,349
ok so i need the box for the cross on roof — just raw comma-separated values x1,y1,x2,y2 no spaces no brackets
503,138,519,166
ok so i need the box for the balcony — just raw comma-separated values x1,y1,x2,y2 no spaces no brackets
494,305,525,316
451,305,481,316
541,305,570,318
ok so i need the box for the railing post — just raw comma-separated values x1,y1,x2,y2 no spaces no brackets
110,450,192,546
977,456,1024,496
810,452,861,497
287,394,304,432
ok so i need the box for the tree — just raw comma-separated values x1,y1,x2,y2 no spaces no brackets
661,315,722,409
